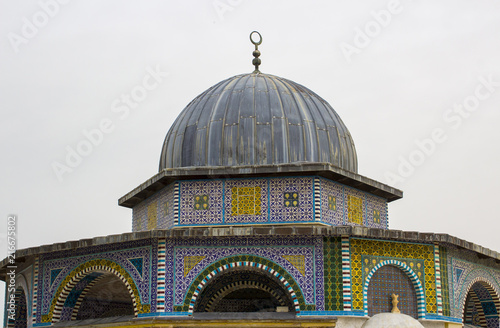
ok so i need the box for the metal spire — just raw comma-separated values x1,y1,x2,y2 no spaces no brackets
250,31,262,73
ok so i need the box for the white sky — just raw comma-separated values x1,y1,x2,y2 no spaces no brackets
1,0,499,323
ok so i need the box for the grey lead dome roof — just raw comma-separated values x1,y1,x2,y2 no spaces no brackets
159,72,358,173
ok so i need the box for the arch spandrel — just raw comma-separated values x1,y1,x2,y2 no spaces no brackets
177,255,307,314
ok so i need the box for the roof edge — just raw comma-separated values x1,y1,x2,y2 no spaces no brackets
1,225,498,276
118,163,403,208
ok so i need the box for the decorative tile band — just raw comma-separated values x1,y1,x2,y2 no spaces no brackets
173,182,179,225
362,259,426,318
314,177,321,221
187,261,300,314
341,236,352,311
132,176,388,230
434,244,443,315
157,238,166,312
439,246,451,316
32,256,39,324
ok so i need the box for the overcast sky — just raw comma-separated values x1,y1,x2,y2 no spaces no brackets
1,0,499,322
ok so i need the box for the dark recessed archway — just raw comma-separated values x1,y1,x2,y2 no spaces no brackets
74,272,135,320
7,287,27,328
194,268,295,313
463,281,499,328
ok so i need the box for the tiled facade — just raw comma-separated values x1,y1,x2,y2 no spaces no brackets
132,177,388,231
8,231,500,326
7,179,500,327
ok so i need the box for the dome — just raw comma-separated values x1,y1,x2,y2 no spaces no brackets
361,313,425,328
159,72,358,173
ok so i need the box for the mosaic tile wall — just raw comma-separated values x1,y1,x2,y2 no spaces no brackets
132,183,175,231
350,238,436,314
319,178,387,229
132,176,388,230
163,236,324,313
367,264,418,318
323,237,343,311
439,246,451,317
445,245,500,320
35,239,157,324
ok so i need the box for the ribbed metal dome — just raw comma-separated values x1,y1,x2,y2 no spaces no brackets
159,72,358,172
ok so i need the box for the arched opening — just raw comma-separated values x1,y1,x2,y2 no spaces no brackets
463,281,499,328
194,268,295,313
73,271,135,320
7,287,27,328
367,265,418,319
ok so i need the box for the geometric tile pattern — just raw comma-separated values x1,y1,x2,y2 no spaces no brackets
225,179,268,224
132,176,388,230
323,237,343,311
132,182,176,231
147,202,158,230
367,264,418,318
319,178,386,228
231,187,262,216
366,194,388,228
32,256,39,325
350,239,436,314
179,180,224,225
328,196,337,211
434,244,444,315
50,269,63,286
131,175,390,230
314,177,321,221
283,192,299,207
129,257,144,277
173,182,179,226
364,259,425,318
269,177,314,223
348,195,363,225
282,255,306,276
439,246,451,316
156,238,166,312
184,256,206,277
194,195,209,211
321,178,344,225
341,236,352,311
165,236,324,313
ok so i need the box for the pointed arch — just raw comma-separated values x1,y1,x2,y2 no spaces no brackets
182,256,304,314
48,260,142,323
460,278,500,328
7,287,28,328
363,259,426,319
